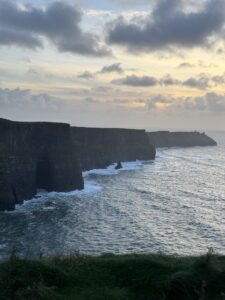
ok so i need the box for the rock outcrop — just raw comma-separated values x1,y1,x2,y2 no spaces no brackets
71,127,156,171
0,118,83,211
147,131,217,148
115,162,123,170
0,119,156,211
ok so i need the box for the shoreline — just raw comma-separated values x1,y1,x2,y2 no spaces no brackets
1,160,146,214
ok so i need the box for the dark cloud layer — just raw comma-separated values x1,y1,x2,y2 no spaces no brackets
99,63,124,74
78,71,95,79
112,73,225,90
0,28,42,49
112,75,158,87
183,76,210,90
0,1,110,56
146,92,225,113
107,0,225,52
78,63,124,79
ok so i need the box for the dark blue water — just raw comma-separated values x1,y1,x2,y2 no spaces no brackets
0,132,224,259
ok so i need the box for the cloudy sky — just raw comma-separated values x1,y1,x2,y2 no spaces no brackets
0,0,225,130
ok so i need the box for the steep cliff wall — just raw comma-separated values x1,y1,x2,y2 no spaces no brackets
147,131,217,148
0,118,83,211
72,127,156,171
0,119,156,211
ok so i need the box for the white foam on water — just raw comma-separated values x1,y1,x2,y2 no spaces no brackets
83,160,143,177
8,180,102,213
121,160,143,170
83,167,118,177
6,160,144,213
45,180,102,197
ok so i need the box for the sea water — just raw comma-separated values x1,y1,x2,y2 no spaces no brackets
0,131,224,259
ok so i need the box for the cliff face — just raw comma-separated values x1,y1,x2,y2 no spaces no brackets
71,127,156,171
0,118,84,211
147,131,217,148
0,119,156,211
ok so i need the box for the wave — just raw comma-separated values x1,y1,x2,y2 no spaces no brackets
6,160,144,213
83,160,144,177
6,180,102,213
38,181,102,198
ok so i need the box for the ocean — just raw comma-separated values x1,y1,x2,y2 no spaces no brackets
0,131,224,259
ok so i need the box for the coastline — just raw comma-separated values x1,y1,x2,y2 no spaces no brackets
1,137,225,259
1,160,145,214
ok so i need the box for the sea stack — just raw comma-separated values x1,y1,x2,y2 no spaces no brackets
115,161,123,169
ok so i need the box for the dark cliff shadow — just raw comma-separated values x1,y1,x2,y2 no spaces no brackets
36,154,53,192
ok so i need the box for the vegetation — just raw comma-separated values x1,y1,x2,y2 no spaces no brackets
1,251,225,300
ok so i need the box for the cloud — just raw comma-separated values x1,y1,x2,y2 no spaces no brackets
78,63,124,79
107,0,225,52
211,74,225,84
110,0,151,7
147,95,173,110
147,92,225,113
112,75,158,86
160,75,180,86
92,86,114,93
78,71,95,79
176,92,225,113
111,72,225,90
111,74,210,90
99,63,124,74
178,62,195,68
0,28,42,49
183,75,210,90
0,88,63,111
0,1,110,57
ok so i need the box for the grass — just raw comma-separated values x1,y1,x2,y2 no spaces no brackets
1,252,225,300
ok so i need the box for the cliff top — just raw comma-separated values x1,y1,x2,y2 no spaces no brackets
0,118,70,128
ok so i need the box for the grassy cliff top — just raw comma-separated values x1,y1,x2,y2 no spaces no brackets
1,252,225,300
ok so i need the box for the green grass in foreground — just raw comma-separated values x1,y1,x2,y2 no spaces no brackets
1,252,225,300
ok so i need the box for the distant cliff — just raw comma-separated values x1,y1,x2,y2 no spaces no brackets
147,131,217,148
0,119,155,211
0,118,83,211
72,127,156,171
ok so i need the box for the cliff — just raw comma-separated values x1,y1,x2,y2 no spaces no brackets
0,119,155,211
0,118,84,211
147,131,217,148
71,127,156,171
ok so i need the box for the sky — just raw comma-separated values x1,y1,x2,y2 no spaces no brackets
0,0,225,130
